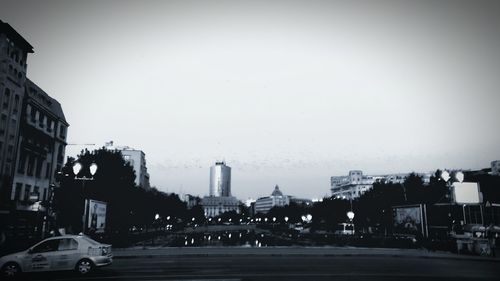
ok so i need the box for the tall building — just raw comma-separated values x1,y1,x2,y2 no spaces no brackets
209,161,231,197
0,20,33,204
202,161,239,217
254,185,290,214
0,20,68,239
104,141,150,189
11,79,68,211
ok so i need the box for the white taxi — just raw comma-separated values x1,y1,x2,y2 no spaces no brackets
0,234,112,278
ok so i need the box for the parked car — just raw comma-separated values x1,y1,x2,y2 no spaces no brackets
0,234,112,278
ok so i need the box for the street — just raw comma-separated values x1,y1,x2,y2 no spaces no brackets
21,247,500,281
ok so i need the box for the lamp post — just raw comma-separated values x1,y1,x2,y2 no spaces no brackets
41,183,57,239
72,162,98,234
440,170,480,228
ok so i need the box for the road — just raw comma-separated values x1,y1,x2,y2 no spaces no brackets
22,247,500,281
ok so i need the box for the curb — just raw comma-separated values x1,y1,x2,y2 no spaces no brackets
111,248,500,262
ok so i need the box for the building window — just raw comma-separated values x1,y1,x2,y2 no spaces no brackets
59,125,66,139
47,120,53,132
57,145,63,164
27,155,34,176
39,114,45,128
45,162,51,179
17,151,26,174
12,95,19,114
30,108,36,123
42,188,47,201
14,183,22,201
24,185,31,201
35,157,43,178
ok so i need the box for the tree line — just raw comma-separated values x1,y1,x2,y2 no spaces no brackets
52,148,192,235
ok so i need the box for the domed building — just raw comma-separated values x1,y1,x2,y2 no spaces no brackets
271,185,283,196
254,185,290,214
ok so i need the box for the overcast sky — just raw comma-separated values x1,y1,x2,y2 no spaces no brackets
1,0,499,199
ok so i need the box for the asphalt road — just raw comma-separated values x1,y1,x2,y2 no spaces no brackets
20,249,500,281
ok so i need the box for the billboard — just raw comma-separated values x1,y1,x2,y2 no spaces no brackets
453,182,481,204
87,199,107,233
392,204,426,237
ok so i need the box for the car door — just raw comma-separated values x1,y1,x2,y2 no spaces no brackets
54,238,80,270
27,239,59,272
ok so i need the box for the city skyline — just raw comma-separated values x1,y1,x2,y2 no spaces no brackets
1,0,499,199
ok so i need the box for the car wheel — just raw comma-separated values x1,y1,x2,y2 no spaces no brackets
1,262,21,278
75,259,93,275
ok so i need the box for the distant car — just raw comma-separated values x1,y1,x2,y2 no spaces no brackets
0,234,112,278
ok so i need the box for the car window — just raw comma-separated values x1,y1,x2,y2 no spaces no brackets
80,236,100,246
58,238,78,251
31,239,59,253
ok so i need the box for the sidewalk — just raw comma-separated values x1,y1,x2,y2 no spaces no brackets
112,246,500,262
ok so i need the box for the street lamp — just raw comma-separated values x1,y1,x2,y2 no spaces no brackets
347,211,355,221
441,169,476,228
72,162,98,234
73,162,82,176
73,162,98,180
440,170,451,182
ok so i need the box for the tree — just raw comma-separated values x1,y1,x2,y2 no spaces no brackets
53,148,187,235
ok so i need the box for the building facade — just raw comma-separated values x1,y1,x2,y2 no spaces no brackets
104,141,150,189
201,195,240,217
330,170,374,199
0,20,68,240
254,185,290,214
209,161,231,197
330,170,433,199
11,79,68,212
0,20,33,205
202,161,239,217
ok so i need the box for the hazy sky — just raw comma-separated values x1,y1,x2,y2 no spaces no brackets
1,0,499,199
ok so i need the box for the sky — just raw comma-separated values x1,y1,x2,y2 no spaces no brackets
1,0,500,200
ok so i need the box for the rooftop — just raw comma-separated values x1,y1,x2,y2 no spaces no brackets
0,20,34,53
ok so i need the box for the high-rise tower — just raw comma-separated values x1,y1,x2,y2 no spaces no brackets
209,161,231,197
